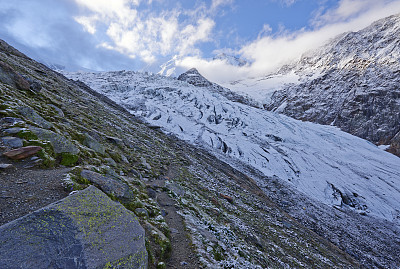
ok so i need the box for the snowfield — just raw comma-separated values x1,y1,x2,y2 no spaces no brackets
64,70,400,225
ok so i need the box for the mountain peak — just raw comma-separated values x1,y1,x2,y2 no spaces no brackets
177,68,213,87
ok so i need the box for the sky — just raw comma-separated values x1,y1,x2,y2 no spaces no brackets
1,0,400,83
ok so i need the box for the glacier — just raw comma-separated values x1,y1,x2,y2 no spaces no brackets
63,70,400,225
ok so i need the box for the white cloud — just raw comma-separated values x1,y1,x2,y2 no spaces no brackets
271,0,298,7
211,0,234,11
176,0,400,83
73,0,216,64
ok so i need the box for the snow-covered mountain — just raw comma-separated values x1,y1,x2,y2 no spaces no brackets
64,69,400,225
224,14,400,156
177,68,260,108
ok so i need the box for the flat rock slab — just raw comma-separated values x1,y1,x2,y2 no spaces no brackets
17,106,53,129
29,127,79,154
81,170,134,202
0,185,147,269
1,136,23,148
2,146,42,160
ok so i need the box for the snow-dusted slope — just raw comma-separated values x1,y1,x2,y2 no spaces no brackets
64,70,400,225
228,14,400,156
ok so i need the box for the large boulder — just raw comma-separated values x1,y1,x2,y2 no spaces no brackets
83,133,105,154
80,170,134,202
17,106,53,129
0,61,30,91
29,126,79,154
3,146,42,160
0,185,147,269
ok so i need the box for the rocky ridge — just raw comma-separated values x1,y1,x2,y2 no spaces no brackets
0,39,361,268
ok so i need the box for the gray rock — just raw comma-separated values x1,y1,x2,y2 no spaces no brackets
0,61,30,91
147,188,157,199
121,154,130,164
80,170,134,202
0,186,147,269
106,136,124,146
3,127,24,134
48,104,64,117
17,106,53,129
135,208,149,218
166,182,185,197
0,164,13,169
0,117,24,125
105,157,117,167
1,136,23,148
83,133,105,154
29,127,79,154
140,157,152,170
22,76,42,92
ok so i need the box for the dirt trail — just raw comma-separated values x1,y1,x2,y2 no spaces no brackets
0,165,70,226
148,175,202,269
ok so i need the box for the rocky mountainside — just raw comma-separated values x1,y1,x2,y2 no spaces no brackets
64,66,400,268
0,39,368,268
262,14,400,156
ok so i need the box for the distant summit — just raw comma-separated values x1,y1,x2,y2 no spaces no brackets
177,68,213,87
213,53,248,67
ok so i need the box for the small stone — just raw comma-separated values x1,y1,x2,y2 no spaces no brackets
105,158,117,167
47,104,64,117
3,146,42,160
180,261,188,266
106,136,124,146
170,228,179,234
160,209,168,217
135,208,149,218
219,193,234,204
140,157,152,170
0,164,13,169
147,188,157,199
121,154,129,164
282,220,292,229
166,182,185,197
1,136,23,148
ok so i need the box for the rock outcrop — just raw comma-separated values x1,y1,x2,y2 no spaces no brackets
0,186,147,269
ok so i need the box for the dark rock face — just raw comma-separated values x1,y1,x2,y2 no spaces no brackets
265,14,400,156
0,186,147,269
